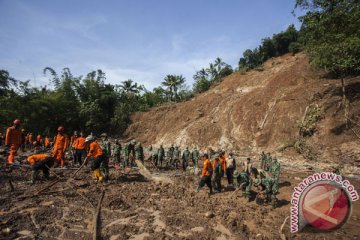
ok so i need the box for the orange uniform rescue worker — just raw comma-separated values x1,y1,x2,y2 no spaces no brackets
85,135,104,181
52,126,69,167
5,119,22,164
27,153,54,184
73,132,86,165
195,154,213,194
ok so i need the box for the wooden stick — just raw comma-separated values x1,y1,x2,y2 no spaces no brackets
35,179,62,195
93,189,105,240
71,157,88,178
279,216,289,240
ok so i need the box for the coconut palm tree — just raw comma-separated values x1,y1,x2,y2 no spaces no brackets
214,57,226,73
120,79,141,95
161,75,185,101
206,63,218,81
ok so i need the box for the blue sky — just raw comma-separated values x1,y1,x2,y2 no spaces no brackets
0,0,302,90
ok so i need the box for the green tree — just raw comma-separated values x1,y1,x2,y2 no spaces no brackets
119,79,142,95
161,75,186,101
295,0,360,127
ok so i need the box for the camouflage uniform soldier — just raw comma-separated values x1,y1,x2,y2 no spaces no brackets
264,152,272,171
269,157,281,181
260,151,266,169
166,145,174,167
254,174,279,209
182,147,191,171
173,146,180,168
122,143,129,168
233,171,252,201
128,140,136,167
100,133,111,180
113,139,122,169
135,142,144,164
212,155,222,192
191,147,200,167
157,145,165,167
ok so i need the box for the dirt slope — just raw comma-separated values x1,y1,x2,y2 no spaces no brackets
125,53,360,166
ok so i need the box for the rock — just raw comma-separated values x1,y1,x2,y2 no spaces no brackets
205,211,215,218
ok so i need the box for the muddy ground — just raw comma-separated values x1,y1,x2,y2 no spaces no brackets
0,152,360,240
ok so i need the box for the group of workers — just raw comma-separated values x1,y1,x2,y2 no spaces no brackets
1,119,143,183
196,151,281,208
148,145,200,170
2,119,282,208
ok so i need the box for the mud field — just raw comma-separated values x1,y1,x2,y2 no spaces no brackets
0,153,359,240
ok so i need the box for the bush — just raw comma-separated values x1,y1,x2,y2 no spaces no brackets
293,137,318,161
297,104,323,137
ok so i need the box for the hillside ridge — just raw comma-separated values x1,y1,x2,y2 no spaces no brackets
124,53,360,167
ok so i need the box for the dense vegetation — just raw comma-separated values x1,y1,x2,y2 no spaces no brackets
1,0,359,137
0,57,234,136
238,24,301,72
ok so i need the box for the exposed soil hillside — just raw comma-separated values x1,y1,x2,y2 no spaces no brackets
125,53,360,169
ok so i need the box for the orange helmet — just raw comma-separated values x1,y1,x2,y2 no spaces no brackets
57,126,64,132
13,119,21,125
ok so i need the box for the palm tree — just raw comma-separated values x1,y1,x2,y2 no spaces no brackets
161,75,185,101
173,75,185,100
214,57,226,73
120,79,140,95
193,68,208,81
206,63,218,81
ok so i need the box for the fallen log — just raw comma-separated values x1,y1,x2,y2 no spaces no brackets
135,160,155,181
93,189,105,240
135,160,173,184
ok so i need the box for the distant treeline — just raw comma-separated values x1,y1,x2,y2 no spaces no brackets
1,0,359,136
238,25,301,71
